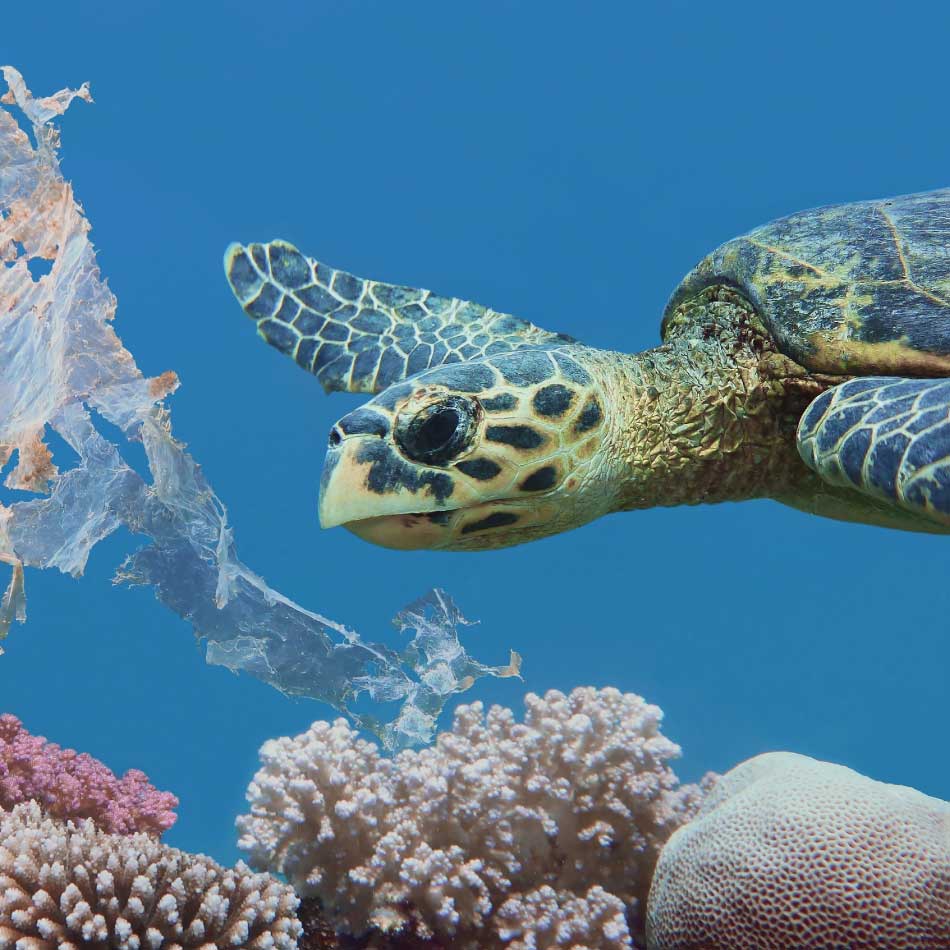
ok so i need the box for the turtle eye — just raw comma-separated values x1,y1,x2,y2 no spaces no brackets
396,396,477,466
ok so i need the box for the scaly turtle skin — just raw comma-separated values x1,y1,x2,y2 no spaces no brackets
224,188,950,550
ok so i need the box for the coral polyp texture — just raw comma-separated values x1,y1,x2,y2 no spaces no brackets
493,886,631,950
0,714,177,836
646,751,950,949
238,687,709,949
0,801,301,950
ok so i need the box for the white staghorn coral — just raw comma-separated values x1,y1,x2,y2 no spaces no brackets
495,885,632,949
0,801,301,950
238,687,708,947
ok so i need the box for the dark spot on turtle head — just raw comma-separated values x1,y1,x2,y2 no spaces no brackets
486,425,545,450
375,383,413,410
553,351,591,385
520,466,557,492
426,510,452,526
355,440,455,504
425,362,497,393
338,408,390,438
574,397,602,433
533,384,574,418
492,350,555,386
461,512,519,534
455,458,502,481
481,393,518,412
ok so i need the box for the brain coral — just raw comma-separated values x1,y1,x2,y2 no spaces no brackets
646,751,950,949
238,687,709,948
0,801,301,950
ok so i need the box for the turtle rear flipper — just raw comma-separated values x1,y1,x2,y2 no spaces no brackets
224,240,573,394
797,377,950,528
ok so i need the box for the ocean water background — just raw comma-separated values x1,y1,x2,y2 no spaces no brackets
1,1,948,866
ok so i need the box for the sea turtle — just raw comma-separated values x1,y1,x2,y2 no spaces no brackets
224,188,950,551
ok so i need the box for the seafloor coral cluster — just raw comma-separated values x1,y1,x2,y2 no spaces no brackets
647,751,950,949
0,717,301,950
0,714,178,835
237,687,708,948
3,694,950,950
0,802,301,949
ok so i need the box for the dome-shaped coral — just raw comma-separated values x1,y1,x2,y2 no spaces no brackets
646,752,950,949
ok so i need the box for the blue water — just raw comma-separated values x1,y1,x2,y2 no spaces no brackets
2,2,949,866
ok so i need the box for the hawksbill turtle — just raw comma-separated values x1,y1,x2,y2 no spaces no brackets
224,188,950,551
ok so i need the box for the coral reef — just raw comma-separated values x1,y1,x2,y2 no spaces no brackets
238,687,709,948
0,800,301,950
296,898,444,950
646,751,950,949
0,713,177,836
494,886,631,949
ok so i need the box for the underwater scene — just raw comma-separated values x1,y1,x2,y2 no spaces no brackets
2,2,949,947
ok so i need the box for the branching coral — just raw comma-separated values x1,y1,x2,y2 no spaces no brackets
646,751,950,949
0,713,177,836
0,801,301,950
238,687,709,948
494,886,631,950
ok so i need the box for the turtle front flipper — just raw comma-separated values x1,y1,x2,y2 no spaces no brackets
224,241,573,394
797,377,950,528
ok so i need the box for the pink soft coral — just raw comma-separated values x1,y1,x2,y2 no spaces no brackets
0,714,177,836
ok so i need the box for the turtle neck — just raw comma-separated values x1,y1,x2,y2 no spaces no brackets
591,288,835,512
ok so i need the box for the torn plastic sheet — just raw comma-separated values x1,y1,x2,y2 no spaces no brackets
0,67,520,749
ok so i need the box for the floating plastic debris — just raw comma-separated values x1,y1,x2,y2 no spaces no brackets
0,66,520,749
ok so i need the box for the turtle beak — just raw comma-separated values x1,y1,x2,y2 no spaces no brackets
318,440,374,530
318,431,461,549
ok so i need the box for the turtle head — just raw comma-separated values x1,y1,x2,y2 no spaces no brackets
318,348,612,550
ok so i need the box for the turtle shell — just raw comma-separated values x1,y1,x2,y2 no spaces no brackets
662,188,950,376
